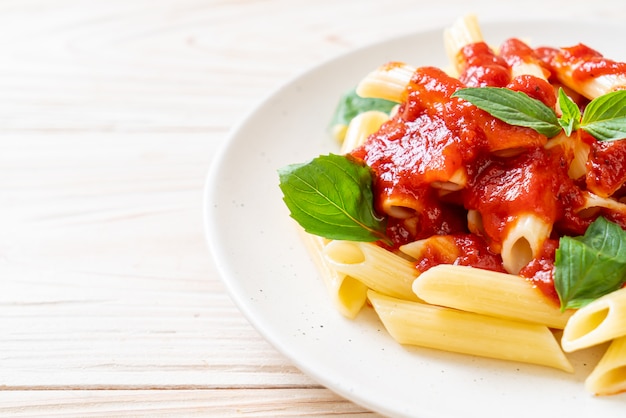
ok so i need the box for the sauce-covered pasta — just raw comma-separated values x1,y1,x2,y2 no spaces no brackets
278,14,626,395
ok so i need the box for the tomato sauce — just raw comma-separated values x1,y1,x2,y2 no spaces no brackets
539,43,626,84
457,42,510,87
507,75,556,108
415,234,506,274
500,38,547,70
464,147,581,245
519,239,560,304
350,39,626,301
562,44,626,83
351,67,548,222
586,137,626,197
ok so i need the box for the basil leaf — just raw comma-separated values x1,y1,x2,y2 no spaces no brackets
278,153,390,244
452,87,562,138
557,88,581,136
555,217,626,310
580,90,626,141
581,90,626,124
329,88,397,140
582,117,626,142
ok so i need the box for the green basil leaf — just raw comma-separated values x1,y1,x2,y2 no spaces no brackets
278,153,390,244
329,88,397,139
554,217,626,310
452,87,562,138
557,88,581,136
580,90,626,141
582,117,626,142
581,90,626,124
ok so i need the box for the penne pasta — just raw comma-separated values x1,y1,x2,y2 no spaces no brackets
443,14,483,73
300,231,368,319
585,336,626,396
330,124,348,143
412,264,574,329
340,110,390,154
431,167,468,192
562,287,626,352
577,73,626,99
548,45,626,100
578,191,626,217
544,131,590,180
356,62,414,102
323,240,420,302
368,289,573,372
500,213,552,275
499,37,550,80
510,61,548,79
400,235,460,263
379,192,423,219
466,209,484,236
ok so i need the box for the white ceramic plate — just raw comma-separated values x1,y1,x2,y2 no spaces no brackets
205,19,626,417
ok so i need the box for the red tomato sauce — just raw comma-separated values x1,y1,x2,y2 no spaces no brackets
350,39,626,301
351,66,548,221
539,43,626,84
415,234,506,274
519,239,559,304
500,38,547,71
586,137,626,197
457,42,511,87
506,75,556,108
463,147,581,245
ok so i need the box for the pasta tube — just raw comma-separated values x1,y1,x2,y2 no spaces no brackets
323,241,419,302
300,232,368,319
562,287,626,352
356,62,414,102
340,110,389,154
412,264,573,329
431,167,468,192
550,48,626,100
400,235,460,263
443,14,483,73
379,193,424,219
368,289,573,372
578,191,626,217
500,213,552,275
499,37,550,80
544,131,590,180
585,336,626,396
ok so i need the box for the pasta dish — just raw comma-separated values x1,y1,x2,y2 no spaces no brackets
278,15,626,396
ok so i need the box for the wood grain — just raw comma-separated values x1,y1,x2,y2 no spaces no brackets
0,390,376,417
3,0,626,415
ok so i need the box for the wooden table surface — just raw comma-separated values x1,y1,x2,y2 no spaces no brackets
3,1,626,416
